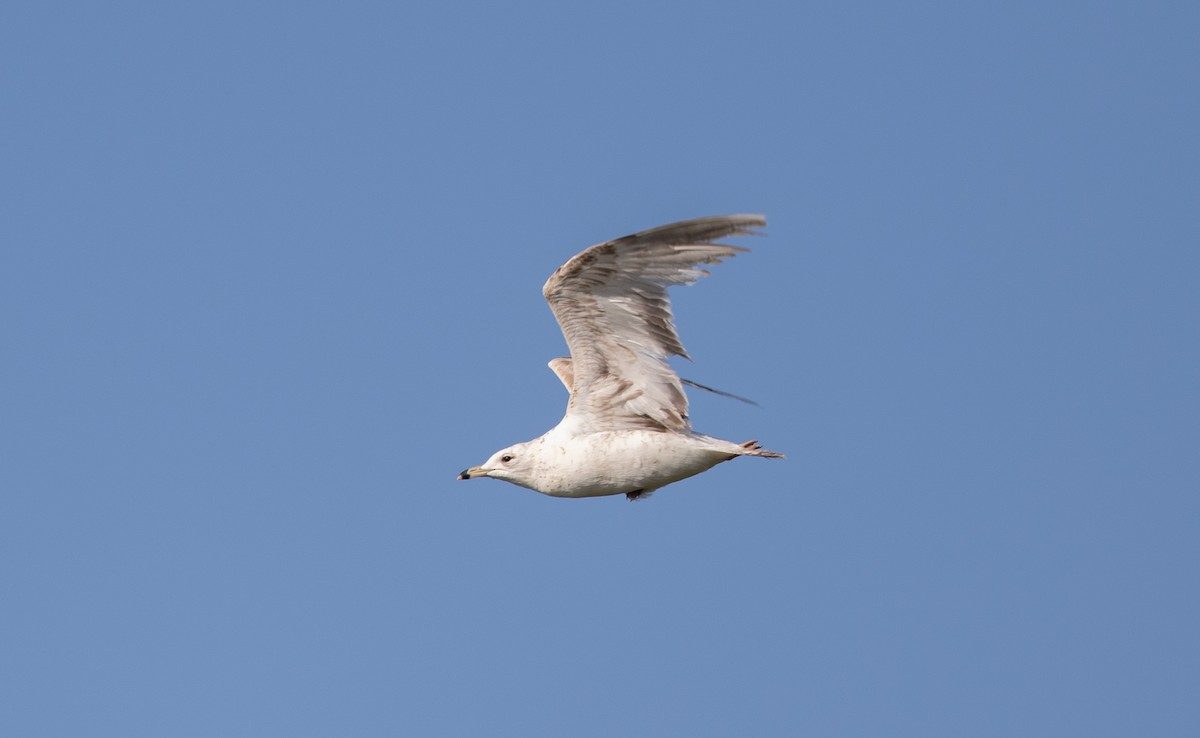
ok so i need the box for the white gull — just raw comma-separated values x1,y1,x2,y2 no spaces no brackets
457,215,784,500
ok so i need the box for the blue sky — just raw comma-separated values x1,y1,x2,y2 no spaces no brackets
2,2,1198,735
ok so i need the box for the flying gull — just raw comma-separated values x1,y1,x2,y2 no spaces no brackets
457,214,783,500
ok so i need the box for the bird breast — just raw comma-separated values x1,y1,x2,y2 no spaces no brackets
530,429,728,498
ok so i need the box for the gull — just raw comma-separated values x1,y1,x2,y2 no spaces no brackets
457,215,783,500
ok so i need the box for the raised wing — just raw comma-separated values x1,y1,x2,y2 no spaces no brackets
542,214,765,432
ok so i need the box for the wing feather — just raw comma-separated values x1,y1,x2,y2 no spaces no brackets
542,215,766,432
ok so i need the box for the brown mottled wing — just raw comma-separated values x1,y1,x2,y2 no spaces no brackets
542,214,766,433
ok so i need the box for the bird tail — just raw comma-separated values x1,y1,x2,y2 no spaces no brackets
739,440,785,458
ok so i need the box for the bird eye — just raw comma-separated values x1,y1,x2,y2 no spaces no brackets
501,454,513,463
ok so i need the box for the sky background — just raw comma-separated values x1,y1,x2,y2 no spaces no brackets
2,2,1198,736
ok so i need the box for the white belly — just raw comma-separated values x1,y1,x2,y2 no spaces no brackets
530,430,733,498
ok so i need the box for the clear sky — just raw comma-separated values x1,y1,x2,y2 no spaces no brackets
2,2,1198,736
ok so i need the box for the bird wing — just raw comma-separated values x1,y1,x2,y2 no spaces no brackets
542,214,765,433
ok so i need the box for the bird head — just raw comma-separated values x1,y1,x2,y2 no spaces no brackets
457,442,536,490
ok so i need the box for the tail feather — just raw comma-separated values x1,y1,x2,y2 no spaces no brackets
740,439,785,459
